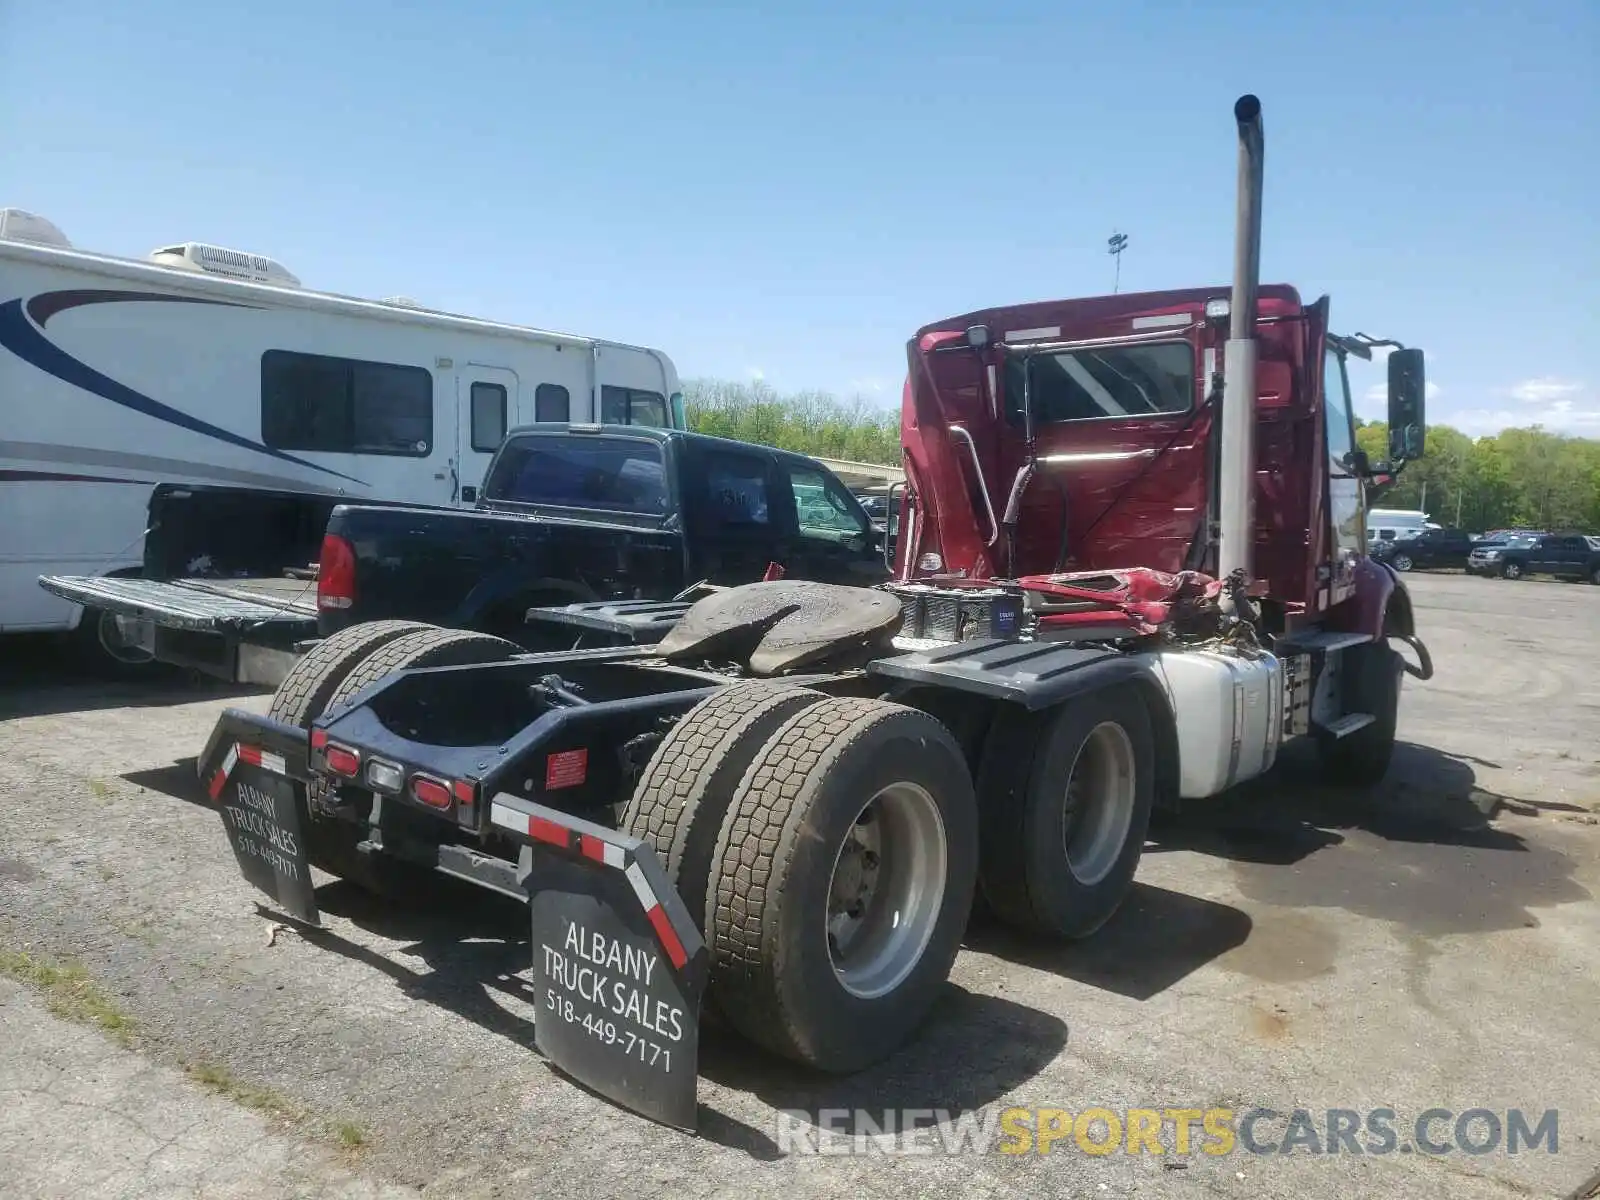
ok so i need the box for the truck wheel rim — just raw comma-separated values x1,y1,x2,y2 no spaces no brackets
825,782,948,1001
1062,722,1137,887
1394,555,1412,571
96,611,154,665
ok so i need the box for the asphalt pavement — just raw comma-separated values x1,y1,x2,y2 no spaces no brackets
2,572,1597,1199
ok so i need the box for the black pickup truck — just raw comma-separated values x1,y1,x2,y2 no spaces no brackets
39,425,890,682
1467,532,1600,583
314,424,890,639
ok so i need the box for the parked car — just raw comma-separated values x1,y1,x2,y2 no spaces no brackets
1371,526,1476,572
1468,533,1600,582
1466,535,1534,576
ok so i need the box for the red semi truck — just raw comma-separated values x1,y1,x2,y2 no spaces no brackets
195,94,1431,1128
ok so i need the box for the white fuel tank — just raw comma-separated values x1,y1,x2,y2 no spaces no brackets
1145,648,1284,799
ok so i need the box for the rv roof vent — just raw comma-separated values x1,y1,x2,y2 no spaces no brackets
0,208,72,248
380,296,423,308
148,241,301,287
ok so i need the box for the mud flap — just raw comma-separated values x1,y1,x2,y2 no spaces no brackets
491,794,707,1133
199,710,320,926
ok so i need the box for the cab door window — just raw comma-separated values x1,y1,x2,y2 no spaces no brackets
1323,347,1356,473
786,466,869,547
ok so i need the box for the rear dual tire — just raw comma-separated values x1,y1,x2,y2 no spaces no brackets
266,622,519,895
976,685,1155,940
623,689,978,1073
707,697,978,1072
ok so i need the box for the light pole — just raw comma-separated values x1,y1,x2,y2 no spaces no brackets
1108,231,1128,293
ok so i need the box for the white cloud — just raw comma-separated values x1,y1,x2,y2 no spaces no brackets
1448,398,1600,435
1363,380,1441,405
1509,377,1583,405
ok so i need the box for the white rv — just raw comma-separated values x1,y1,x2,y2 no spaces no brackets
0,208,686,650
1365,507,1436,544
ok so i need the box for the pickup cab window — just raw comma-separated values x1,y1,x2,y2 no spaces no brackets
702,452,771,525
483,435,667,514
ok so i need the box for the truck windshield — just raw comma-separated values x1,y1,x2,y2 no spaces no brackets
483,435,668,514
1004,341,1194,423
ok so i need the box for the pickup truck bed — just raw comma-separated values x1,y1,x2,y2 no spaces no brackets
38,574,316,631
38,573,319,682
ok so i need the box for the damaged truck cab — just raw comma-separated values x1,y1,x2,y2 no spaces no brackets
892,96,1431,796
897,290,1427,650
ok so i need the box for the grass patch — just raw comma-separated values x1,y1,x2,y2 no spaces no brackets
335,1122,367,1149
183,1059,301,1122
87,778,112,800
0,950,134,1046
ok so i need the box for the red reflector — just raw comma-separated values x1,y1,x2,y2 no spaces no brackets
528,815,571,848
310,728,329,750
324,744,360,777
451,779,475,806
545,749,588,790
411,775,452,810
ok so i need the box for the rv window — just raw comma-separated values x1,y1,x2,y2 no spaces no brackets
535,383,571,422
1004,341,1194,424
261,350,433,457
600,385,669,428
470,382,507,452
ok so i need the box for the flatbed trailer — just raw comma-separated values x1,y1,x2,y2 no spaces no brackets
193,94,1436,1129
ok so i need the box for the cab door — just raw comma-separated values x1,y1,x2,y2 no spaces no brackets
455,366,519,505
776,459,889,585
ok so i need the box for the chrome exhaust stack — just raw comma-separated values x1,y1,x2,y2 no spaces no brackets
1217,94,1264,582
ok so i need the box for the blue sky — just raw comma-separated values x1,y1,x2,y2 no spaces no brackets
2,0,1596,435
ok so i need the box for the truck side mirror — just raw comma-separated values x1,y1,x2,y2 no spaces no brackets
1387,348,1426,462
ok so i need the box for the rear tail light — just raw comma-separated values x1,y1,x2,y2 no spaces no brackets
411,775,452,810
317,533,357,611
324,744,360,777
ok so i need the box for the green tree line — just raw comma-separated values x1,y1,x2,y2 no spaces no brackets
1356,421,1600,533
683,379,901,465
683,378,1600,533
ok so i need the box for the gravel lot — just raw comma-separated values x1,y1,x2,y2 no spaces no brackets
2,573,1598,1200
